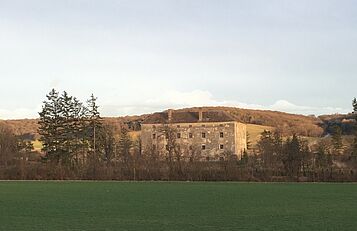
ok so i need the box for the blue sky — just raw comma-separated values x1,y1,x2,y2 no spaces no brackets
0,0,356,119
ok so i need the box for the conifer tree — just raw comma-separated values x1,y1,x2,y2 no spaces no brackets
85,94,103,161
257,130,274,168
353,98,357,113
59,91,75,163
38,89,66,163
282,134,302,178
246,132,252,151
117,126,132,164
351,135,357,159
331,125,343,155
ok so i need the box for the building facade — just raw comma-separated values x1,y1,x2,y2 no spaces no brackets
141,109,247,160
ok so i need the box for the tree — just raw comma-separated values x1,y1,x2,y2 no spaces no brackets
353,98,357,113
331,125,343,155
315,140,330,168
160,125,179,178
282,134,303,178
85,94,103,162
0,123,18,167
38,89,66,163
246,132,252,151
117,126,132,165
99,124,116,164
351,135,357,159
257,130,274,168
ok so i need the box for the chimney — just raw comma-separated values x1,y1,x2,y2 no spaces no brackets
198,108,203,122
168,109,173,123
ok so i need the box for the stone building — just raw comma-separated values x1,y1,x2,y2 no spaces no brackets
141,109,247,160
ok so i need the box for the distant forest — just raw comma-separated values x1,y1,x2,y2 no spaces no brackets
1,90,357,182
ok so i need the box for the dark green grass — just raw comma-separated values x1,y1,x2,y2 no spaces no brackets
0,182,356,231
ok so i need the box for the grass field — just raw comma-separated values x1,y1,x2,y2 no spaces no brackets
246,124,274,145
0,182,356,231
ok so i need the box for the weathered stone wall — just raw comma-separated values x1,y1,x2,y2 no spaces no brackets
141,122,247,160
235,122,247,156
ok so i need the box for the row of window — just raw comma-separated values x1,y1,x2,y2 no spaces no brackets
152,132,224,139
154,144,225,151
152,124,225,129
202,144,225,150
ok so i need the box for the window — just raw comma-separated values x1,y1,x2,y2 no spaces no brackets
152,144,156,150
177,133,181,139
189,125,192,128
219,124,224,127
202,124,206,127
153,134,156,139
189,145,193,151
220,144,224,150
177,125,180,128
152,125,156,129
202,133,206,138
220,132,224,138
189,133,193,138
202,144,206,150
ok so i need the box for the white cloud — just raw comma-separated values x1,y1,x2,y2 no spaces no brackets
101,89,351,117
0,108,39,120
0,89,350,119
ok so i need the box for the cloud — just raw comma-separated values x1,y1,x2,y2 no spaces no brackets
0,89,350,119
101,89,351,117
0,107,39,120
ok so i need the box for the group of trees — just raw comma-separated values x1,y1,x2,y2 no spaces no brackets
38,89,104,165
37,89,144,178
255,130,330,180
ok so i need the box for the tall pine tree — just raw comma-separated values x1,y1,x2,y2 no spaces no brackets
39,89,66,163
85,94,103,162
353,98,357,113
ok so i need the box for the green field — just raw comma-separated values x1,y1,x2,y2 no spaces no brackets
0,182,356,231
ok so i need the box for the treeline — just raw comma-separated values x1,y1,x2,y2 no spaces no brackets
2,105,327,139
0,91,357,181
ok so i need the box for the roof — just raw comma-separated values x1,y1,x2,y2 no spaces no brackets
142,110,236,124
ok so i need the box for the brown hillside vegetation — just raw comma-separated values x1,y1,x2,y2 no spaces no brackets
1,106,324,138
177,107,323,137
0,119,39,139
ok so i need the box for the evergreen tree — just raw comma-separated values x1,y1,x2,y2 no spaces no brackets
353,98,357,113
315,141,328,168
71,97,88,164
58,91,75,163
85,94,103,161
246,132,252,151
257,130,274,168
351,135,357,159
117,126,132,164
99,124,116,163
331,125,343,155
282,134,302,178
38,89,66,163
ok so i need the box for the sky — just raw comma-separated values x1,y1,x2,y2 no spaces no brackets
0,0,356,119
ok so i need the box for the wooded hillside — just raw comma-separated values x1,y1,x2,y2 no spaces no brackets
0,106,327,138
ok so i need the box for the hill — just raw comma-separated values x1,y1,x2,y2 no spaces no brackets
176,107,323,137
0,107,325,140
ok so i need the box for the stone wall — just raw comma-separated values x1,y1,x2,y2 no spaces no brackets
141,121,247,160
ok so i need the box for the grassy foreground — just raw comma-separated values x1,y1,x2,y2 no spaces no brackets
0,182,356,231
